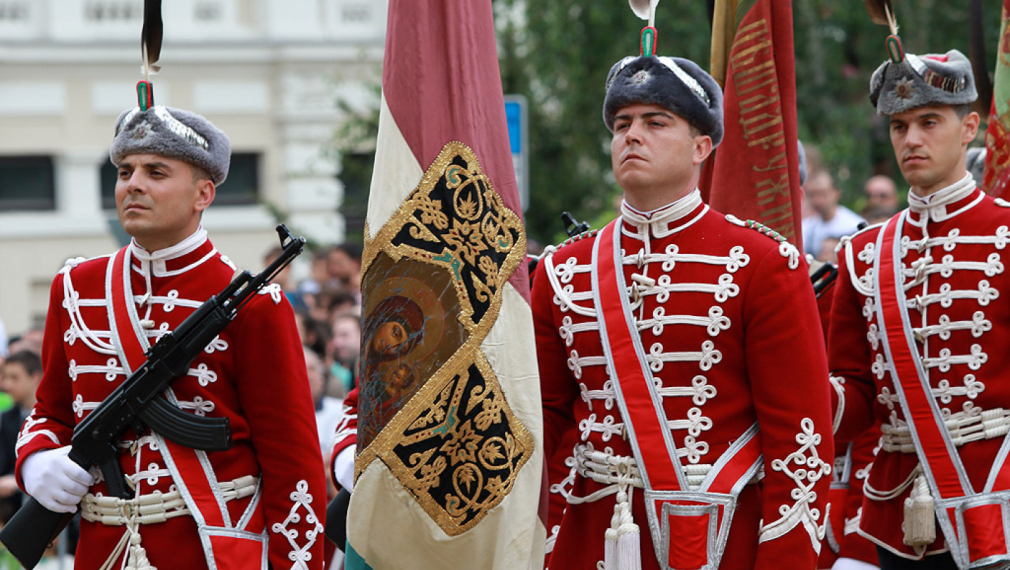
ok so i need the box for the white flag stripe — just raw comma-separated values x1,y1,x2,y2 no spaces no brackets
366,94,425,239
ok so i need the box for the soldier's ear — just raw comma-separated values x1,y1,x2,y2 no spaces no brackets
194,178,216,213
961,111,980,146
693,134,713,166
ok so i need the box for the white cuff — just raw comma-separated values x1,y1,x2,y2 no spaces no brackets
334,445,356,491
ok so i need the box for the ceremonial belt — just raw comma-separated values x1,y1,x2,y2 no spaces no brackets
875,212,1010,570
107,247,267,570
82,475,259,526
591,219,763,570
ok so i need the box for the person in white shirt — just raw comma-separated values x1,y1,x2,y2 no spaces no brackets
802,168,865,256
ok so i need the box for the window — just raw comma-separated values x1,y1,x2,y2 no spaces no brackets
194,1,223,22
215,152,260,205
100,159,117,210
84,1,142,22
339,152,373,245
0,156,55,211
101,152,260,209
0,1,29,22
341,5,371,23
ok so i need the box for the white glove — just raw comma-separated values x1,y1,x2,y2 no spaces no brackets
333,445,356,491
22,446,96,513
832,557,879,570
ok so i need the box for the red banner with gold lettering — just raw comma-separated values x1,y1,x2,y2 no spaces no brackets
983,0,1010,198
701,0,803,248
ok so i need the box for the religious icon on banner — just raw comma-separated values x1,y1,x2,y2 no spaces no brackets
355,142,535,534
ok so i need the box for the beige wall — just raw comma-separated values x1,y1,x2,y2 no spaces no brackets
0,0,386,339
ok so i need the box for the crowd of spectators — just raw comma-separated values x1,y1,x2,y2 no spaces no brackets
799,144,903,265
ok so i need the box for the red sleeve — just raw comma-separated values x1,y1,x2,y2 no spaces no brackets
741,247,834,570
827,240,877,442
14,273,75,489
234,295,326,570
531,252,579,462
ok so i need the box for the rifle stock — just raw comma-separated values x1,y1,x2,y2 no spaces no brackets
0,224,305,569
0,499,75,569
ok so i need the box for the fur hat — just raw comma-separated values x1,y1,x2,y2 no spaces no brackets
603,55,724,147
869,49,977,115
110,106,231,185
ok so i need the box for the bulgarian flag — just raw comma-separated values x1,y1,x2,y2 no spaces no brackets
343,1,546,569
701,0,803,248
983,0,1010,198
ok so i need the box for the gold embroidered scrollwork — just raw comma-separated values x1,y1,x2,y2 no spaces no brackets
356,141,533,535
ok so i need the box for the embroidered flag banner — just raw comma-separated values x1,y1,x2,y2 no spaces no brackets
983,0,1010,199
343,1,545,569
701,0,803,249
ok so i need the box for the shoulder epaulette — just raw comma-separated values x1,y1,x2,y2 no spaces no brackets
742,219,788,244
838,220,886,249
59,253,113,275
995,197,1010,208
725,214,800,269
557,229,599,248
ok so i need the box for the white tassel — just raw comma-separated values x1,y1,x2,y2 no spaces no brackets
902,474,935,547
603,489,642,570
604,528,618,570
616,527,641,570
124,530,158,570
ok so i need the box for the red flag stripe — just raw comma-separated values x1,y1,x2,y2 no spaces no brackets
703,0,803,248
381,0,529,300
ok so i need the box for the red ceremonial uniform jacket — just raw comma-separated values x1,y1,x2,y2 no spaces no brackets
15,229,326,570
532,192,834,570
820,433,880,569
815,279,879,569
829,176,1010,560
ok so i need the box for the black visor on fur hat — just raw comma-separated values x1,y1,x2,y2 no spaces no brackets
603,55,724,147
869,49,977,115
110,106,231,185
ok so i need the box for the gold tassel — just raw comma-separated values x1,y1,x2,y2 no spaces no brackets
902,474,936,548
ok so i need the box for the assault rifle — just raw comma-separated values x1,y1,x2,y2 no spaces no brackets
0,225,306,570
809,259,838,299
560,211,590,237
526,212,593,281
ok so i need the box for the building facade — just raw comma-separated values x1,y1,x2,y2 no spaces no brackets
0,0,385,337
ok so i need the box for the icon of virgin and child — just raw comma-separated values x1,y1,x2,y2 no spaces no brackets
356,255,467,449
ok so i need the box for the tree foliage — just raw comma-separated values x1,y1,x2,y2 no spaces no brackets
334,2,1004,245
496,1,711,244
495,0,1004,244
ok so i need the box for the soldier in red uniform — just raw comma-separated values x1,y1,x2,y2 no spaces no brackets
829,44,1010,570
15,105,327,570
821,431,882,570
529,45,834,570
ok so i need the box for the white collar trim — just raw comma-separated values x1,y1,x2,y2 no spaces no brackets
621,190,705,237
128,227,214,277
907,173,980,225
